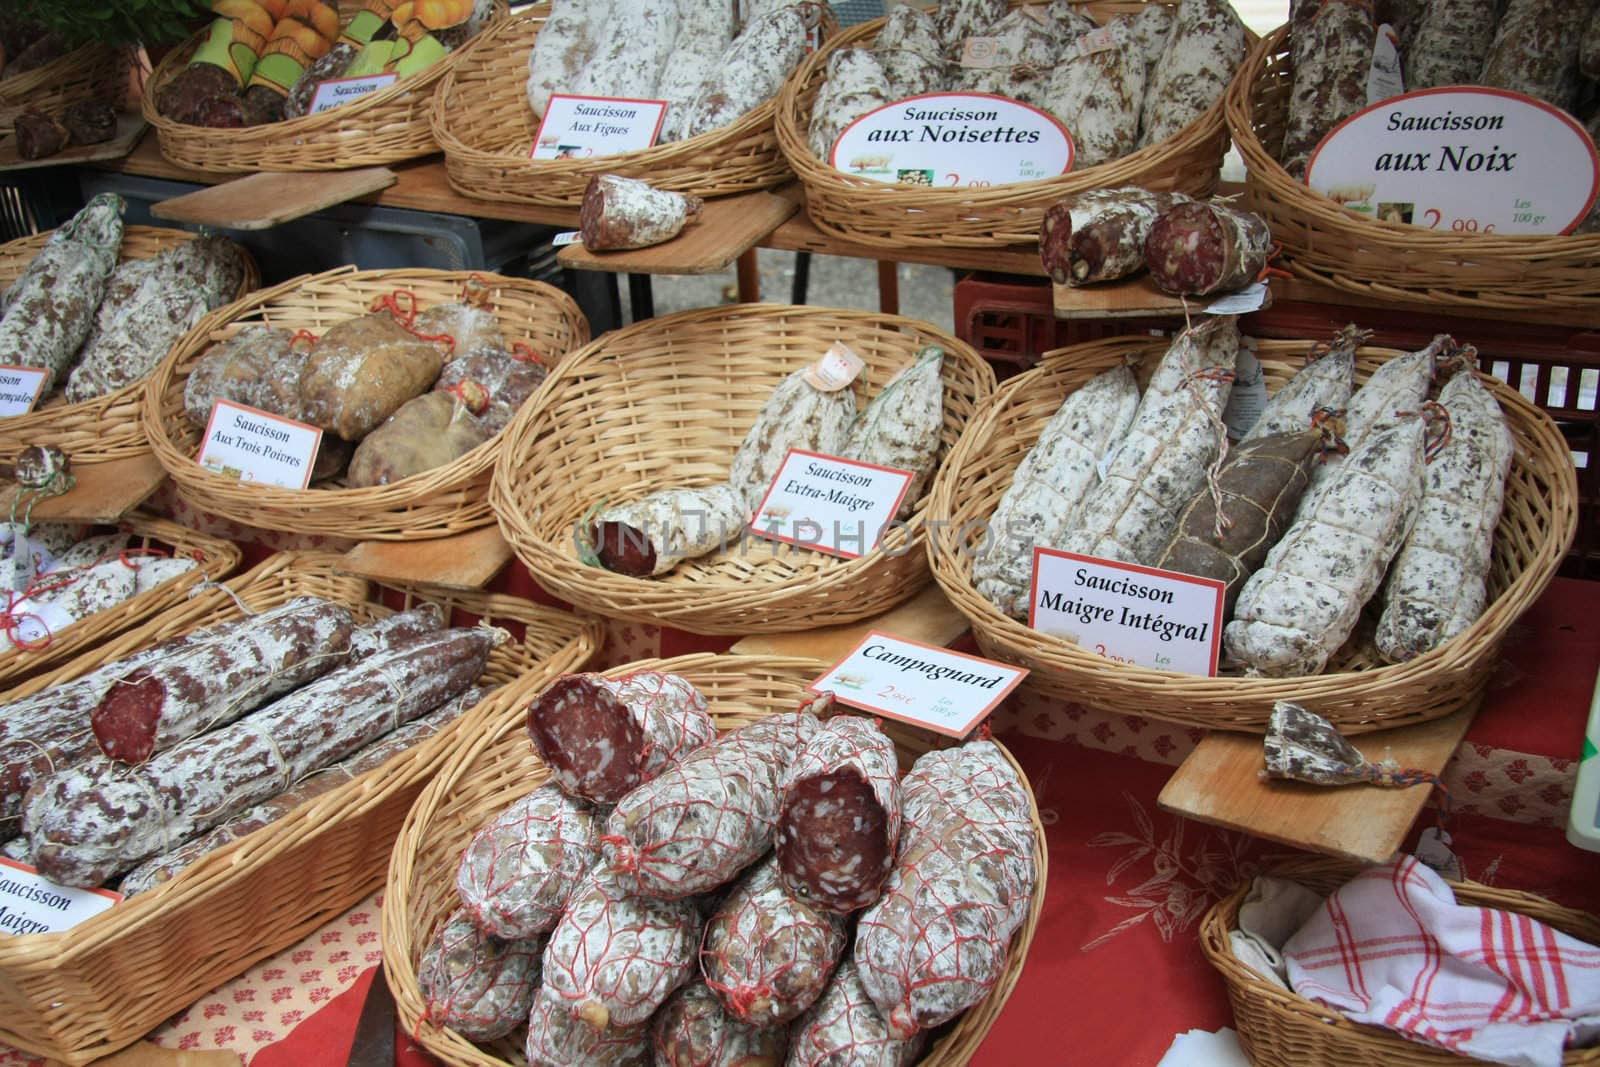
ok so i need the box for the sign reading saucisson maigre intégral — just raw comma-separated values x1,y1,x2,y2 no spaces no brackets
1304,87,1600,236
830,92,1073,188
1029,549,1225,676
810,632,1028,738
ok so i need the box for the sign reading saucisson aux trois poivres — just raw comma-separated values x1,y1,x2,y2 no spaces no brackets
1305,87,1599,236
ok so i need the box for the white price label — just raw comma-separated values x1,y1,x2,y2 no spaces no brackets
831,92,1073,187
809,631,1028,738
0,365,49,417
1206,281,1269,315
1306,87,1600,235
309,73,399,114
531,94,667,161
1222,341,1270,440
0,858,120,936
1367,24,1405,105
552,231,583,246
749,449,914,559
804,342,865,392
1029,548,1225,675
197,401,323,491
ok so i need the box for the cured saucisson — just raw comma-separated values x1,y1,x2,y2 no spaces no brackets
1280,0,1375,178
1042,20,1146,168
348,603,445,661
653,979,788,1067
26,626,500,887
603,711,820,899
1479,0,1591,112
1137,0,1247,147
525,0,605,119
417,906,542,1043
1143,201,1272,296
788,958,927,1067
775,712,901,912
527,670,715,805
841,346,945,517
580,175,703,251
874,4,948,99
1039,187,1188,286
455,782,601,940
727,367,857,508
971,364,1141,619
1242,325,1363,441
681,7,807,139
854,741,1037,1038
588,482,750,577
525,986,651,1067
1406,0,1497,90
808,48,894,164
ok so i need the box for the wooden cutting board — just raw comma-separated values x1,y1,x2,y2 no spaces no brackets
338,525,513,591
1158,701,1478,863
151,167,397,230
557,189,798,276
0,452,167,524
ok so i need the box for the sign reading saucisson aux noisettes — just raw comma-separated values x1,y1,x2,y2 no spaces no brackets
1029,549,1225,676
830,92,1073,188
1305,87,1599,236
811,632,1028,739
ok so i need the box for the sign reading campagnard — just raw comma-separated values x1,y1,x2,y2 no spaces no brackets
810,632,1027,738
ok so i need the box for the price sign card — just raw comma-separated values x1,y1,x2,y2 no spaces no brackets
0,365,48,417
197,401,322,491
810,632,1028,738
0,858,120,936
1029,548,1225,676
309,72,399,114
830,92,1073,187
749,449,914,559
1305,87,1599,235
531,94,667,160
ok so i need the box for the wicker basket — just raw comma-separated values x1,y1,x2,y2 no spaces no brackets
490,303,995,634
140,2,507,172
774,0,1245,251
0,42,127,130
0,510,242,688
924,333,1577,733
1227,26,1600,313
1200,856,1600,1065
383,651,1048,1067
0,549,601,1066
142,266,588,542
430,4,833,210
0,224,258,467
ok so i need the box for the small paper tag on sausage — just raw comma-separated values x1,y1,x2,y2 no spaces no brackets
553,231,583,246
1075,25,1117,56
960,36,1005,68
805,342,866,392
4,595,75,645
1367,24,1405,105
1021,4,1052,27
1222,340,1269,440
1206,281,1268,315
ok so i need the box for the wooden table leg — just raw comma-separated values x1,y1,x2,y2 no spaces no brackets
877,260,899,316
737,248,761,302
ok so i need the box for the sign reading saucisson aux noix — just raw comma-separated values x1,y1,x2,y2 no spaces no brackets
1305,87,1600,236
831,92,1073,188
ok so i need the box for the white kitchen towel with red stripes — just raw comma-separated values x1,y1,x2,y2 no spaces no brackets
1283,855,1600,1067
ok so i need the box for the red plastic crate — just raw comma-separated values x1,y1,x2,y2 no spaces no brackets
952,272,1170,378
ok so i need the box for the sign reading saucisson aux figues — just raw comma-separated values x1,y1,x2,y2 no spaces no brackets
1305,87,1599,236
831,92,1073,188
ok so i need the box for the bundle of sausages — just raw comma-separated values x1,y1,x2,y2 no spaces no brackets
426,671,1039,1062
1,598,499,889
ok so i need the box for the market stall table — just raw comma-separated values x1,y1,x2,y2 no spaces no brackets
0,453,168,525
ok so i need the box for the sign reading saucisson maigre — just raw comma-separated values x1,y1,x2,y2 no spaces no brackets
0,857,120,935
1029,548,1225,676
830,92,1073,187
810,632,1028,738
1304,87,1600,236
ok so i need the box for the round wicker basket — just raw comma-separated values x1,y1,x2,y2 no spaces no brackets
924,333,1577,733
1226,26,1600,313
382,652,1048,1067
490,303,995,635
774,0,1245,251
0,42,127,130
140,3,507,173
141,266,588,542
430,3,832,210
0,224,258,467
1199,856,1600,1066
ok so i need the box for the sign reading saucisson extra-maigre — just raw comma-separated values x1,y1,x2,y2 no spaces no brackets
1029,548,1225,676
830,92,1073,187
1304,87,1599,236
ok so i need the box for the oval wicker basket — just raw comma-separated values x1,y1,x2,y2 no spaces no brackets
430,3,832,210
924,333,1577,733
140,2,507,173
1226,26,1600,313
0,42,127,130
0,550,602,1066
1199,856,1600,1066
774,0,1246,251
0,224,258,467
142,266,588,542
0,510,242,689
490,303,996,634
383,651,1048,1067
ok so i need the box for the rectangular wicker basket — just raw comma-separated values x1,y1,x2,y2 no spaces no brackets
382,651,1047,1067
0,550,601,1066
